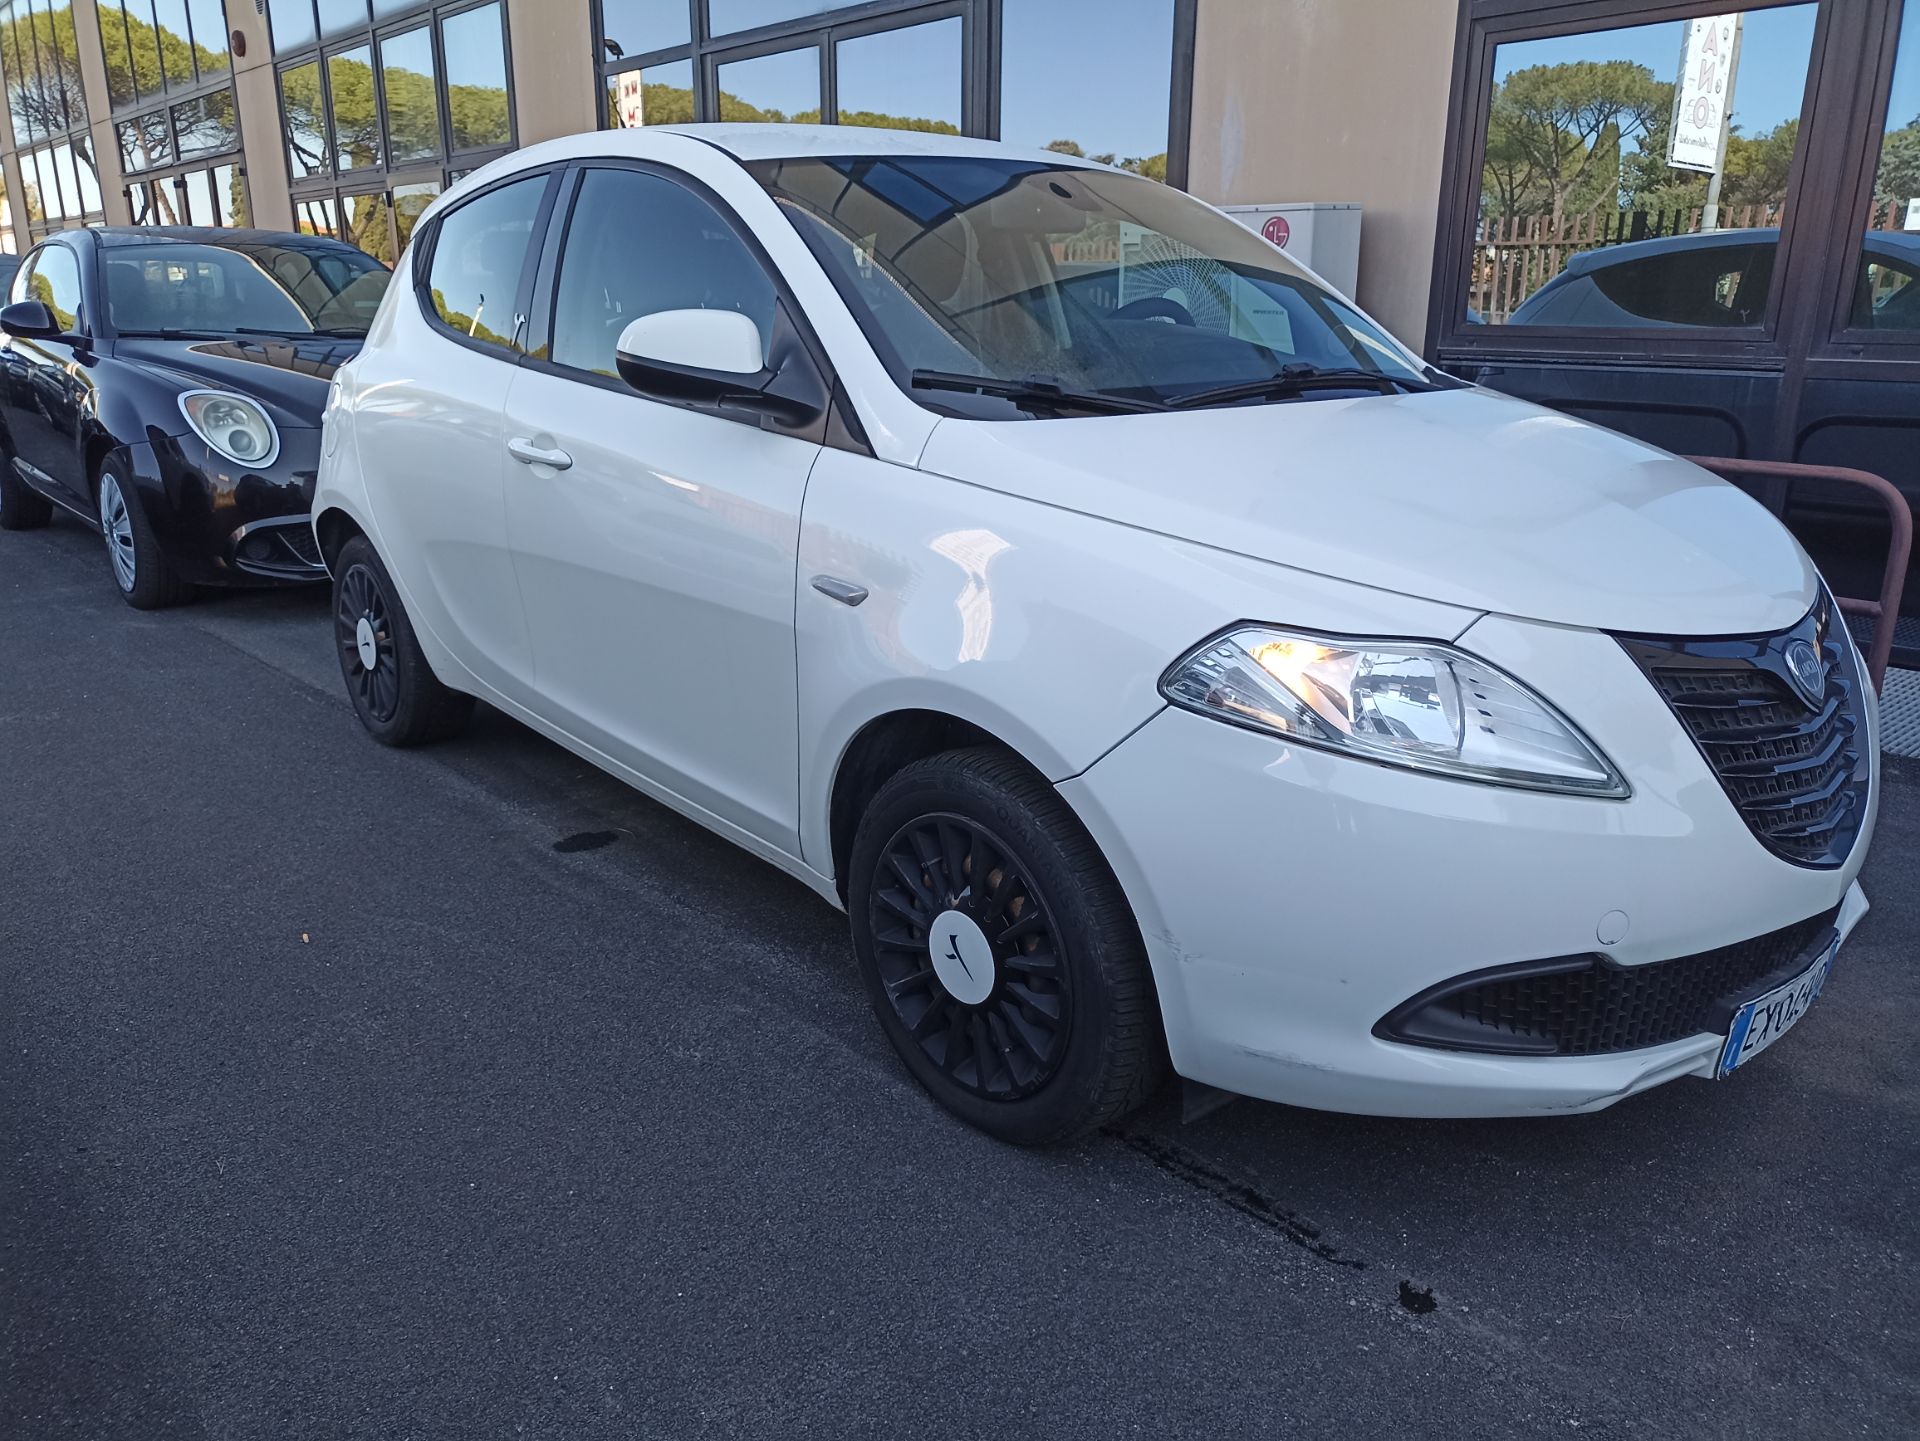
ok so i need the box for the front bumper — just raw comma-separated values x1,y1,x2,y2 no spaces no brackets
1059,614,1879,1119
130,428,326,587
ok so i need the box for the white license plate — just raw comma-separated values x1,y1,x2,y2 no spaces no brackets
1718,938,1839,1077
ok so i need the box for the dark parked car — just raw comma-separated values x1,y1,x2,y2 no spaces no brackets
1507,227,1920,330
0,226,390,608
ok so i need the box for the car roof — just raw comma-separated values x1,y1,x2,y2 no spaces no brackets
506,122,1106,174
659,122,1101,168
85,225,362,250
1562,225,1920,275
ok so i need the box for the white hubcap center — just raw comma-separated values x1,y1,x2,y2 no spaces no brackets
355,616,378,671
929,909,996,1005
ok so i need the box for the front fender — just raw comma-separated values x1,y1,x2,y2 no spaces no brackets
795,447,1482,877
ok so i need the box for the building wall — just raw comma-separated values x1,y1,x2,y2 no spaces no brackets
508,0,595,147
1186,0,1458,345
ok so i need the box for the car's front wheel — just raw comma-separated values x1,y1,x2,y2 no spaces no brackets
849,748,1164,1145
332,534,474,746
97,458,190,609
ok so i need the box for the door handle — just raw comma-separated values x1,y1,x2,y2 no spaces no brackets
507,436,574,471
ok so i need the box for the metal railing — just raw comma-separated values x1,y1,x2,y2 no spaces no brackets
1685,457,1913,693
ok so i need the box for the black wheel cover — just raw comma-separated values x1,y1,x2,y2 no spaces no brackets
337,562,400,724
867,813,1071,1100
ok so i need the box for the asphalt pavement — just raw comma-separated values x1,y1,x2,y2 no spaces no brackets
4,510,1917,1439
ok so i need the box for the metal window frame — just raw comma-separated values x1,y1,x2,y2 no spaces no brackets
590,0,1197,188
124,159,250,227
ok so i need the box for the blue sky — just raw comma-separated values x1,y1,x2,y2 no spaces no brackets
1493,3,1818,138
1891,4,1920,130
998,0,1175,158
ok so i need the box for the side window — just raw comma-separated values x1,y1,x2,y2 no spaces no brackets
29,247,84,333
422,174,548,355
549,167,777,380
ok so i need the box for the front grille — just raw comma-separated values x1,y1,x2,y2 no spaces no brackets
1617,596,1871,869
233,518,326,578
281,525,321,565
1374,907,1839,1057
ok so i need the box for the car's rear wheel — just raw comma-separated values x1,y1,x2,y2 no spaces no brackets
0,451,52,531
98,459,191,609
849,747,1163,1145
333,534,474,746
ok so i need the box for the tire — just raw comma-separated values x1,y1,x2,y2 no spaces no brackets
0,450,52,531
333,534,474,747
97,457,191,610
849,747,1164,1145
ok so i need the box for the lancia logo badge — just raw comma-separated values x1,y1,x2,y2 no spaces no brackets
1785,639,1825,705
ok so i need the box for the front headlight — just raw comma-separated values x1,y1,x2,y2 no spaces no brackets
1161,626,1629,797
178,389,281,468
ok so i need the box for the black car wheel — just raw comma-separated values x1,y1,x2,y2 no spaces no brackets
849,747,1164,1145
0,451,51,531
333,534,474,746
97,457,191,609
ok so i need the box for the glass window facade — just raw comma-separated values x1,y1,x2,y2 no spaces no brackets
1,0,104,236
277,0,514,256
129,161,248,227
591,0,1193,186
98,0,243,229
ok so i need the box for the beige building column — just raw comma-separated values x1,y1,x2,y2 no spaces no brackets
508,0,597,145
73,0,131,224
226,0,294,230
1186,0,1458,348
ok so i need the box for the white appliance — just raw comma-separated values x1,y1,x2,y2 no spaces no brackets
1221,202,1363,299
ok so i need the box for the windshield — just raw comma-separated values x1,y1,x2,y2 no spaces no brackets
747,155,1433,417
104,241,391,338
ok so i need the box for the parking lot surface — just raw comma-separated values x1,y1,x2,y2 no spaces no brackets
4,514,1917,1438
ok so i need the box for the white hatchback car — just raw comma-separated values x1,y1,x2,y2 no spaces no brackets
315,126,1879,1144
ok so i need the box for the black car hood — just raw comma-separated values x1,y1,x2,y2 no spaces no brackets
112,334,362,423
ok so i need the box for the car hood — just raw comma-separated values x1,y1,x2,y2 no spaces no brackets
112,334,361,423
914,385,1817,636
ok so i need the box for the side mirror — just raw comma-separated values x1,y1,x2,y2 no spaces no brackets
618,309,765,381
615,308,820,424
0,299,60,340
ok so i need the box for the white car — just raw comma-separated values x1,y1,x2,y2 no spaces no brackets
314,126,1878,1144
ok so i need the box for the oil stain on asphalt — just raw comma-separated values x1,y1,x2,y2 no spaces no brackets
553,830,621,854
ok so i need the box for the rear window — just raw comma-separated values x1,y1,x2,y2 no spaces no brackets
1586,243,1775,327
422,174,548,356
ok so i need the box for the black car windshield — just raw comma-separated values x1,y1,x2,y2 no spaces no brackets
104,240,391,338
747,155,1433,417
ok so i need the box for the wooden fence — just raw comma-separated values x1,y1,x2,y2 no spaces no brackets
1471,202,1786,323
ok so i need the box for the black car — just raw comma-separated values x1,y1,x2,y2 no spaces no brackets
0,227,390,608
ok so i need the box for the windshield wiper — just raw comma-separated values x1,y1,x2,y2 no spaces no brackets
116,327,229,340
1168,363,1441,411
910,368,1165,417
230,325,368,339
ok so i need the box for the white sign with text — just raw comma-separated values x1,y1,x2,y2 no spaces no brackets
1668,15,1742,174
